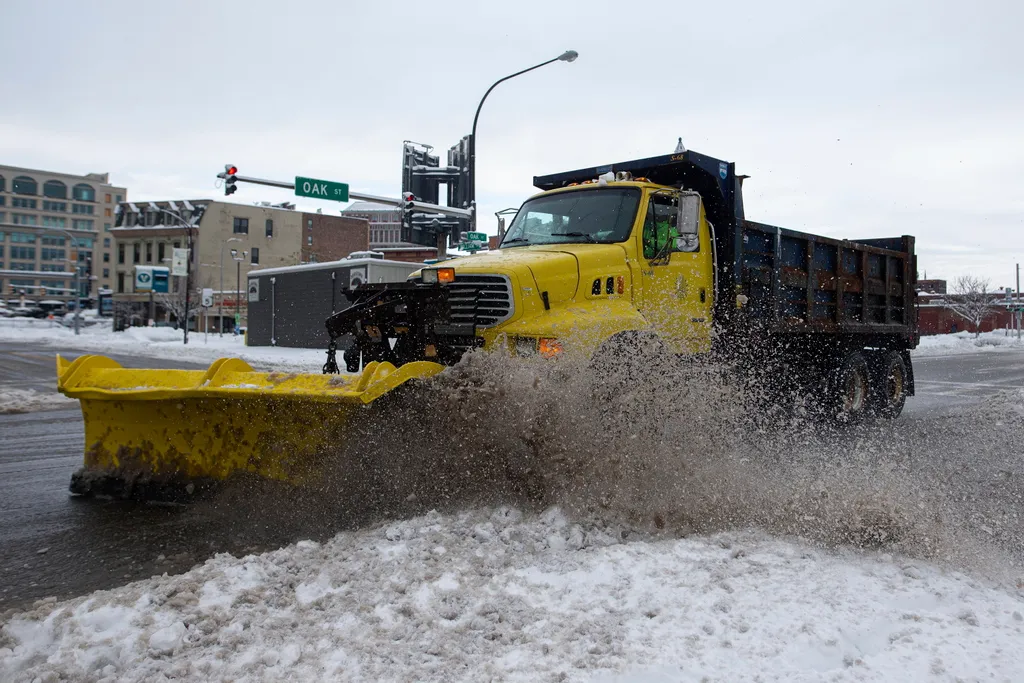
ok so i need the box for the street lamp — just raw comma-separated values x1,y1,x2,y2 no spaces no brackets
230,248,247,334
156,207,196,345
468,50,578,233
220,237,243,336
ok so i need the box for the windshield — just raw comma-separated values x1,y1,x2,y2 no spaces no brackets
500,188,641,247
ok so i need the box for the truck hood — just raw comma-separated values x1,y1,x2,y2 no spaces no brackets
455,244,628,304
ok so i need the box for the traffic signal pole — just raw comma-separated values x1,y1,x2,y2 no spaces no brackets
216,172,472,220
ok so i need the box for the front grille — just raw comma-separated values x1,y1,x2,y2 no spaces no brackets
447,274,513,328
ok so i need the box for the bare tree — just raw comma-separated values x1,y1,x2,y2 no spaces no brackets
947,275,1000,337
157,273,209,330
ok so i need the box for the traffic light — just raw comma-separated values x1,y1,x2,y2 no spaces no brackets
224,164,238,196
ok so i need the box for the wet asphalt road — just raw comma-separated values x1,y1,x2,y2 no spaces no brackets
0,341,1023,613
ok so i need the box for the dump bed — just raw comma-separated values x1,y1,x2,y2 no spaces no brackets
733,221,917,344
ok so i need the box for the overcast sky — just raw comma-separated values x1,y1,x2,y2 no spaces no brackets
2,0,1021,286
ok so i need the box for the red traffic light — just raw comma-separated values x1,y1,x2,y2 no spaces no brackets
226,165,238,175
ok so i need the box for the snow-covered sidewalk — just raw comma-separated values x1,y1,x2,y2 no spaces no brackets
915,329,1024,356
0,319,327,372
1,507,1021,682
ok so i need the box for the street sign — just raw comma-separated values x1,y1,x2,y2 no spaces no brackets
295,176,349,202
465,231,487,242
247,279,260,302
171,248,189,276
151,268,169,293
134,266,169,293
134,267,153,292
201,288,214,307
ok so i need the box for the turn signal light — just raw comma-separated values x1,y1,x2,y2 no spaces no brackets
436,267,455,284
616,276,624,294
539,338,563,358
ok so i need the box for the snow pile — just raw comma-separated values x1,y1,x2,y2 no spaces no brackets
0,319,326,372
915,330,1024,356
1,508,1021,682
0,387,76,414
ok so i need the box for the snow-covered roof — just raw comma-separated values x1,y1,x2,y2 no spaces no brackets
247,256,422,277
343,201,399,213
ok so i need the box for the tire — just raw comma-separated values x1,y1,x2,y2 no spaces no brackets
870,350,908,419
824,351,871,424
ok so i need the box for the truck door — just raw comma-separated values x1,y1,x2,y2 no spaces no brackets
638,192,714,353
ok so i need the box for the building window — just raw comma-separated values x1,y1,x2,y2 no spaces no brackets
11,232,36,243
307,219,313,229
103,268,109,278
103,252,109,263
43,180,67,199
158,242,165,262
11,246,36,260
133,243,140,263
117,272,124,293
41,248,65,261
10,262,36,271
115,194,122,203
118,243,125,264
72,219,94,230
233,217,249,234
105,193,112,203
39,264,64,272
103,208,112,218
42,216,66,228
250,247,260,265
12,214,38,226
43,200,66,212
12,176,37,195
307,235,312,245
104,223,111,232
146,242,153,263
12,197,37,209
73,237,93,248
0,196,4,206
0,175,4,192
265,219,273,238
72,183,95,202
103,238,110,247
72,204,95,215
41,236,64,245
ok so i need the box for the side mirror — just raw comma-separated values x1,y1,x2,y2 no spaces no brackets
675,193,701,252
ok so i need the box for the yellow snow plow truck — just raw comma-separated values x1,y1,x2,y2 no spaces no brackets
59,149,919,498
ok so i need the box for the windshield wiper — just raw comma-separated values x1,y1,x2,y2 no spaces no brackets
550,232,596,243
501,237,530,245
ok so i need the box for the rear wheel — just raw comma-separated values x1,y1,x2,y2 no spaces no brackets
870,350,908,419
824,351,871,424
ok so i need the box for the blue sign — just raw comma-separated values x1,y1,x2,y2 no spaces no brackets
152,268,169,294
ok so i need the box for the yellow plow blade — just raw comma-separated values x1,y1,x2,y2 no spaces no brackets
56,354,445,498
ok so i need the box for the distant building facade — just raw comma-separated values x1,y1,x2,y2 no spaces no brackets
112,200,368,330
342,201,436,263
0,164,126,302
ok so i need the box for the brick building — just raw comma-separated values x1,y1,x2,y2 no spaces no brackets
111,199,367,330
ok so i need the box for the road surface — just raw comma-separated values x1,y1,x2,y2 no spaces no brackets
1,341,1022,613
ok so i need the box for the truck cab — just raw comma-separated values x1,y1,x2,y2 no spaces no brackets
431,179,716,359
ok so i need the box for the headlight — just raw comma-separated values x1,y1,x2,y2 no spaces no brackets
421,267,455,285
513,337,538,356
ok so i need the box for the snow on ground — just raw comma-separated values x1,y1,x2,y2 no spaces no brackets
1,508,1021,682
0,319,326,372
915,330,1024,356
0,387,76,414
3,318,1021,373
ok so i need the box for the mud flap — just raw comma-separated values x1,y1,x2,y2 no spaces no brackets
57,355,445,498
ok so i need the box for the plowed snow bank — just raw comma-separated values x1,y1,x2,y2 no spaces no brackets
2,508,1021,682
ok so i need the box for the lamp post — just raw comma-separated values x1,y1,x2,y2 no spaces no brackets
230,248,247,334
220,237,243,336
468,50,578,233
156,208,195,345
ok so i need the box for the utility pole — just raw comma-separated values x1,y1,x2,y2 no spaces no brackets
1017,262,1021,340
